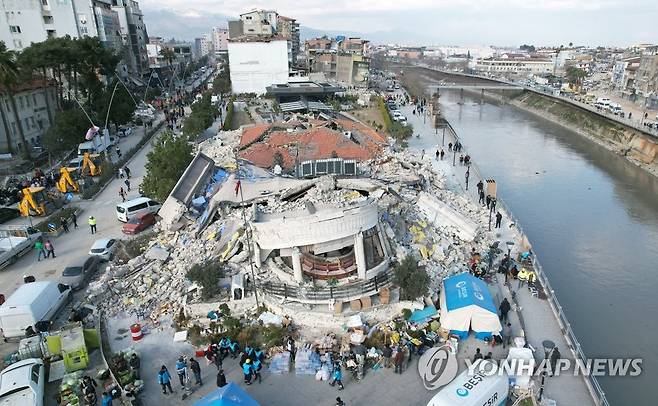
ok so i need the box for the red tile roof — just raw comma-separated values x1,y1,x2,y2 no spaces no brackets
239,124,271,148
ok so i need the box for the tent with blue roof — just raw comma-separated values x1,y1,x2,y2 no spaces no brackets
439,272,502,340
193,382,260,406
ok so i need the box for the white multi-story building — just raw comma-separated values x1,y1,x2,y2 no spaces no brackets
228,37,289,94
194,35,212,59
469,56,554,75
0,0,148,77
0,80,57,154
240,9,278,36
211,27,229,53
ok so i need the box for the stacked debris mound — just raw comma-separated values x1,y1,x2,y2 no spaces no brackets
197,129,240,168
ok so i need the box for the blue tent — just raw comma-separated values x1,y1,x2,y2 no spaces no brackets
193,382,261,406
439,272,502,340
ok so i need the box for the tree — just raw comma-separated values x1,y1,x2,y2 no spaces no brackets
393,254,430,300
519,44,536,53
141,130,194,201
17,41,55,126
187,261,224,299
566,66,587,89
43,108,94,153
96,81,136,130
0,41,28,156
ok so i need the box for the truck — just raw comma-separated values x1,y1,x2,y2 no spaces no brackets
427,360,508,406
0,226,43,270
77,139,110,156
0,358,45,406
0,281,72,339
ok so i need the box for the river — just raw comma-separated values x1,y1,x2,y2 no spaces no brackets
438,91,658,406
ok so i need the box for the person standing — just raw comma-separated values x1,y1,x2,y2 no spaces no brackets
88,216,97,234
382,344,392,368
124,178,131,192
130,354,140,379
287,337,296,364
189,357,202,386
477,180,484,194
329,364,344,390
175,357,188,387
72,212,78,229
435,149,440,160
158,366,174,395
448,142,453,151
216,369,227,387
115,145,122,158
252,358,262,384
550,347,561,376
394,346,405,374
62,218,69,233
242,359,253,385
118,167,125,179
479,189,485,205
503,323,513,348
499,298,511,323
119,187,127,202
35,239,46,261
473,348,484,362
495,212,503,228
124,166,131,178
44,239,56,258
440,149,445,160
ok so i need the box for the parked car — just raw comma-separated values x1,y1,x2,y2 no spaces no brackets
117,126,133,137
60,256,100,290
0,358,44,405
122,212,157,235
88,238,117,261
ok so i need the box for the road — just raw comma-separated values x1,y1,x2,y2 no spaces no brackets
0,117,167,298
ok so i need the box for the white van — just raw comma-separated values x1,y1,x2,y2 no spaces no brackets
0,358,44,406
0,282,72,339
427,360,508,406
116,196,161,222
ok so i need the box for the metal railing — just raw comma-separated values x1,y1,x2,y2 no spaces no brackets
260,269,392,302
440,120,610,406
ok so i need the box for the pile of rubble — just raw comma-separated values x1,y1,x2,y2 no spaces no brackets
89,122,503,323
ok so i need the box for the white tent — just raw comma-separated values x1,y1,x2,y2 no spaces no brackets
506,347,535,390
439,272,502,340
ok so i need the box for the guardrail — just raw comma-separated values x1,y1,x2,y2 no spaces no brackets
441,120,610,406
260,269,392,302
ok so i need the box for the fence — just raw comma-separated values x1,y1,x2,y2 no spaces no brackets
441,120,610,406
260,269,392,303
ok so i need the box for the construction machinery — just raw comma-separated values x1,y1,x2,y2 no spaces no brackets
57,167,79,194
18,187,55,217
71,153,103,177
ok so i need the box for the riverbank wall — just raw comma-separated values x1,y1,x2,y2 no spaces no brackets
510,92,658,178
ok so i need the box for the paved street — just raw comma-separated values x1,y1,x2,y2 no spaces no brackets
0,116,166,298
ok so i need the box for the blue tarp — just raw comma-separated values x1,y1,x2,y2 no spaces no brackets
409,305,437,323
193,382,260,406
444,273,497,314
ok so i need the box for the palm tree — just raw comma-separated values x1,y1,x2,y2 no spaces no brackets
0,41,28,156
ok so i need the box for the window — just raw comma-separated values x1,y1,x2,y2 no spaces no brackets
26,95,31,107
43,15,53,24
11,122,17,135
24,118,30,130
13,39,22,49
9,25,21,33
32,94,37,105
41,0,48,5
30,117,35,126
19,96,24,109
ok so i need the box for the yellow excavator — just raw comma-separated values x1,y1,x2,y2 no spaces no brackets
18,186,55,217
68,153,102,177
57,167,79,193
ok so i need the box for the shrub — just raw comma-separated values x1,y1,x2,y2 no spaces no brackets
393,254,430,300
186,261,224,299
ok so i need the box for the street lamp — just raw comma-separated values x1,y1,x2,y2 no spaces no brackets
539,339,556,402
465,167,470,190
505,241,515,257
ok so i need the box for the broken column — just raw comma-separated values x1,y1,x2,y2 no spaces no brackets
355,231,367,280
253,241,262,268
292,247,303,282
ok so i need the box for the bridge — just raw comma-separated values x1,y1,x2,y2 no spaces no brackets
434,84,524,90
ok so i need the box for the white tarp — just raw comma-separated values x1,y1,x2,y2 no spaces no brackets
506,347,535,390
416,192,478,241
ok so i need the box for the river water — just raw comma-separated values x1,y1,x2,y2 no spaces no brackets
439,91,658,406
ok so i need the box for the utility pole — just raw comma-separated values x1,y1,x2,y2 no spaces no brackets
235,154,260,309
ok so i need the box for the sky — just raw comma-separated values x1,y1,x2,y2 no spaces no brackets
139,0,658,47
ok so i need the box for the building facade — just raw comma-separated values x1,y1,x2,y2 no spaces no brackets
112,0,150,77
276,15,299,62
211,26,229,53
227,38,289,94
194,35,212,59
239,9,277,36
0,81,57,154
469,57,554,75
633,54,658,108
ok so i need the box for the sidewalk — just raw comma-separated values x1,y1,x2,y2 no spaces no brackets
399,93,598,406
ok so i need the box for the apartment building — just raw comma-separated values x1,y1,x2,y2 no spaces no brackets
0,0,149,77
194,35,212,59
276,15,300,62
0,80,57,154
239,9,277,36
633,54,658,108
612,57,641,95
469,55,554,75
212,27,229,53
304,36,370,86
